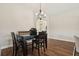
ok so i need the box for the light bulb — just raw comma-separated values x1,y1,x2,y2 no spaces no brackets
35,13,38,16
41,11,44,15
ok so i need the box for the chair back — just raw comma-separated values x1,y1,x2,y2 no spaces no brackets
11,32,17,49
39,31,47,39
30,28,37,35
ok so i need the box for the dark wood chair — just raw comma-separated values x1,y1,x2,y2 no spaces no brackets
11,32,26,56
32,31,47,55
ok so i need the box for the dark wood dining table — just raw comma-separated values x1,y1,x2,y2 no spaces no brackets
16,32,47,55
16,34,35,55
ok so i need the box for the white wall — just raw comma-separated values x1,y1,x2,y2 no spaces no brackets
0,3,38,49
0,3,79,51
47,3,79,42
0,3,47,50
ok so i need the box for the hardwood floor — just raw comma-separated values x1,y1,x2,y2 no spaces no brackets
1,39,75,56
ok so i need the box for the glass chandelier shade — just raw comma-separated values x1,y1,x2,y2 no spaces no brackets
35,4,46,19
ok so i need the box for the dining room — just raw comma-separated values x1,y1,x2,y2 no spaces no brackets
0,3,79,56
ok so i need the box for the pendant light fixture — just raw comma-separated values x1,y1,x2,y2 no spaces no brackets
35,3,46,20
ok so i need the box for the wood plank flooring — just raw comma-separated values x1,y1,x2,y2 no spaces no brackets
1,39,75,56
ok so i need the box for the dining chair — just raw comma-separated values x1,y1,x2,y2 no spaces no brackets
74,35,79,56
32,31,47,56
30,28,37,36
11,32,25,56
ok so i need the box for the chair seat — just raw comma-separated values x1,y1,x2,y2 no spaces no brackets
33,40,44,43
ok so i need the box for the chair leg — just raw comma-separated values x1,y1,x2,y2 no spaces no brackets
43,42,45,52
15,49,18,56
38,44,40,56
13,47,14,56
45,38,47,49
41,43,42,53
43,41,46,55
44,44,45,52
22,43,27,56
15,50,17,56
22,46,25,56
13,47,17,56
32,40,34,55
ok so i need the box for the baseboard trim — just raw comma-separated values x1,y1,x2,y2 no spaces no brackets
48,38,74,43
0,45,13,50
48,36,74,42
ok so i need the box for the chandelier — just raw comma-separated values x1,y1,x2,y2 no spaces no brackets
35,3,46,20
